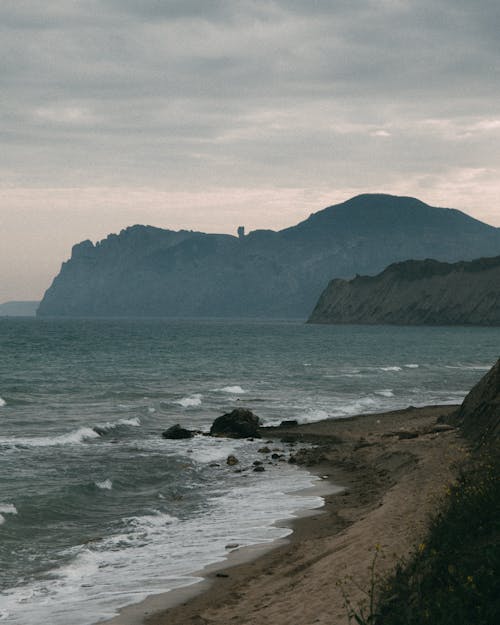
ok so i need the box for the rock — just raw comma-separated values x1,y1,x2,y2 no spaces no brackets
225,543,239,549
397,430,419,439
216,572,229,578
209,463,221,467
258,446,271,453
288,447,327,466
226,455,239,466
253,465,265,472
210,408,262,439
279,419,299,428
450,359,500,443
162,424,194,439
253,460,263,466
271,453,284,460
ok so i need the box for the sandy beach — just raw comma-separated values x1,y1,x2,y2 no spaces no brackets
103,403,469,625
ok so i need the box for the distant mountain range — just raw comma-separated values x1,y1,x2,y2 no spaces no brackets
0,301,39,317
37,194,500,319
308,255,500,326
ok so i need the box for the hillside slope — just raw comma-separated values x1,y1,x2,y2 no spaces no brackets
308,255,500,325
37,194,500,319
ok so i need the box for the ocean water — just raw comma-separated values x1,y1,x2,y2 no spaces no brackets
0,318,498,624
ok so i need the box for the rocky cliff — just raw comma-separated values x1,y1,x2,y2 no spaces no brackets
37,194,500,319
308,255,500,325
450,359,500,443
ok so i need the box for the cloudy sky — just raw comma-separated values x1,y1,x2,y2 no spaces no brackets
1,0,499,301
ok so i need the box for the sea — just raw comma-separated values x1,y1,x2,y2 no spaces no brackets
0,318,498,625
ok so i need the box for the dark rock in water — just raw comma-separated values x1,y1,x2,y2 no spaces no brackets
162,424,194,439
278,420,299,428
450,359,500,443
253,460,263,466
258,446,271,453
210,408,261,439
225,543,239,549
271,452,285,460
226,455,239,466
93,426,109,436
253,465,265,472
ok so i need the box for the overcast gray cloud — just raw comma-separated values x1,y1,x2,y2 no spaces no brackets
1,1,499,300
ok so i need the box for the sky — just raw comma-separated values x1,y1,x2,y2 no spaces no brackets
1,0,499,301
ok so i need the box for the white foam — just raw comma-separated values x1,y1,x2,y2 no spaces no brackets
0,427,100,448
0,396,6,407
380,366,402,372
0,464,323,625
375,389,394,398
95,479,113,490
0,503,18,514
175,393,203,408
117,417,141,427
404,364,419,368
215,386,247,394
0,503,18,525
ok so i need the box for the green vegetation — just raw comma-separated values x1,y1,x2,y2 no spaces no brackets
350,443,500,625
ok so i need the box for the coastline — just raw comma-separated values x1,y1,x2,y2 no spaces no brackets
99,403,467,625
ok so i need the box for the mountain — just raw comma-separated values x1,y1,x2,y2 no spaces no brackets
0,301,39,317
37,194,500,319
308,255,500,326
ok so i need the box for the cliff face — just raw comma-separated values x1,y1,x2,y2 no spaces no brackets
450,359,500,443
308,255,500,325
37,194,500,319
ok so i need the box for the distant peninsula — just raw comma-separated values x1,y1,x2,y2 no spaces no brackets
37,194,500,319
308,255,500,326
0,301,39,317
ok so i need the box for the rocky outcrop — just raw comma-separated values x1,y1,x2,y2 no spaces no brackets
450,359,500,443
37,194,500,319
162,424,194,439
210,408,261,438
309,255,500,326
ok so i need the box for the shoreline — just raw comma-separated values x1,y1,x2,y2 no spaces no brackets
99,403,467,625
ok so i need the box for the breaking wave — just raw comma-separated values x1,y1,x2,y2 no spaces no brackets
0,503,18,525
215,386,247,394
175,394,203,408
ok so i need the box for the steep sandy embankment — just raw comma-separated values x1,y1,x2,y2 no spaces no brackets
309,255,500,326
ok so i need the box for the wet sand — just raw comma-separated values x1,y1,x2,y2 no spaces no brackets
105,404,468,625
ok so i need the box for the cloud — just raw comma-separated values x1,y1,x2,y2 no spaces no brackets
0,1,499,299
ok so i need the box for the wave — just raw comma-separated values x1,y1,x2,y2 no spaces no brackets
0,426,100,448
380,366,402,372
0,503,18,525
374,389,394,397
215,385,247,394
404,364,419,368
93,417,141,435
0,396,6,407
175,393,202,408
95,479,113,490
